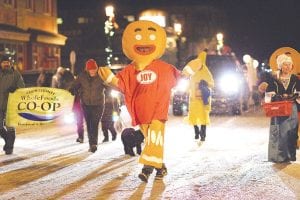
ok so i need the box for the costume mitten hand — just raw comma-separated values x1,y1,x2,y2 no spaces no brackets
182,58,203,77
182,51,207,77
98,67,119,87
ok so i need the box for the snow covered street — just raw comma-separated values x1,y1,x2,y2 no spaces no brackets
0,108,299,200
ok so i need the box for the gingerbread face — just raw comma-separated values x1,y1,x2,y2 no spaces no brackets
269,47,300,74
122,20,166,64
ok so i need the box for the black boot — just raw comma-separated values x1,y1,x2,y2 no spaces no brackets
138,165,154,183
194,125,200,139
4,127,15,155
155,163,168,180
102,128,109,142
200,125,206,141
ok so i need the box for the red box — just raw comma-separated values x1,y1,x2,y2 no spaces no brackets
262,101,293,117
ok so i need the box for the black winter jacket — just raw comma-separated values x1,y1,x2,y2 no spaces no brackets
0,67,25,112
71,72,105,106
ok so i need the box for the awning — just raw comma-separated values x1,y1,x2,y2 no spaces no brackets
0,24,30,42
28,28,67,45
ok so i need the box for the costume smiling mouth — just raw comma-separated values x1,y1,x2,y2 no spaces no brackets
134,45,156,55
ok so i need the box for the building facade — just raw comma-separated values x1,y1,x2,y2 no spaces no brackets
0,0,66,73
57,1,227,71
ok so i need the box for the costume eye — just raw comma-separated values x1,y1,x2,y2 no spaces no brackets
135,34,142,40
149,34,156,40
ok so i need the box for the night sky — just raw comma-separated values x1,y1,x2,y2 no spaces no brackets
58,0,300,62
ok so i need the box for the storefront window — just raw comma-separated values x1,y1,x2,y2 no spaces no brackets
43,0,52,15
4,0,16,8
25,0,34,11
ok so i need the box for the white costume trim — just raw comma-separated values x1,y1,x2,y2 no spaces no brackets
141,154,163,164
106,73,115,83
184,65,195,75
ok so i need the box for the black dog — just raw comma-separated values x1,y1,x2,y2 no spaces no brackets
121,128,144,156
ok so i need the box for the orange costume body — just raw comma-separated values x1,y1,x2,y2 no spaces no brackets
117,60,180,126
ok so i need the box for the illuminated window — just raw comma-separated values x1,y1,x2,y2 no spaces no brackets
139,10,166,27
43,0,52,15
77,17,89,24
25,0,34,11
4,0,16,8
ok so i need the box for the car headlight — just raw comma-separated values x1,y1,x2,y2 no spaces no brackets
219,73,240,94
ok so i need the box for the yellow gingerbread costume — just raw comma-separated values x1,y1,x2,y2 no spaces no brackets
98,20,183,182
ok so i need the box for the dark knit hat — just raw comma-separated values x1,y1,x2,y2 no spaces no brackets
0,55,10,63
86,59,98,70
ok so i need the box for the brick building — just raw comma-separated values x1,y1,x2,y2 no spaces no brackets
0,0,66,73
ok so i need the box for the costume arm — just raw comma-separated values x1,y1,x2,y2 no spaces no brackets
98,67,119,88
182,58,203,77
182,51,207,77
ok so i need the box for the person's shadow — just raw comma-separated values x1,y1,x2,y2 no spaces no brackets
149,179,166,199
128,179,166,200
273,162,300,199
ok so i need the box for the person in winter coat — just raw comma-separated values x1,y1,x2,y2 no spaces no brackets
51,66,65,88
182,51,214,141
70,59,105,153
264,54,300,162
0,55,25,154
101,88,119,142
36,67,47,87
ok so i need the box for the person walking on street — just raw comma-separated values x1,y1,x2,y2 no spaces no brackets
0,55,25,154
264,54,299,162
101,88,119,142
70,59,105,152
36,67,47,87
58,68,85,144
51,66,64,88
182,51,214,141
73,93,85,143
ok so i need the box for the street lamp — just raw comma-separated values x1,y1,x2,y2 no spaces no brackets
174,23,182,68
104,5,118,66
243,54,252,64
216,32,224,55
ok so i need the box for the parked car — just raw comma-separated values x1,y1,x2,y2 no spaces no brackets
172,55,247,116
172,78,189,116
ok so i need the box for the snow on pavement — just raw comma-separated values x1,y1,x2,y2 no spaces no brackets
0,108,299,200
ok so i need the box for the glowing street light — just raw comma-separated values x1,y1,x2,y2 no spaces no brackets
105,6,114,18
216,32,224,55
253,59,259,68
243,54,252,64
104,5,118,66
216,32,223,41
174,23,182,36
174,22,182,68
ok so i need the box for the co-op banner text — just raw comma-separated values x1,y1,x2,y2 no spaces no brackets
6,87,74,127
